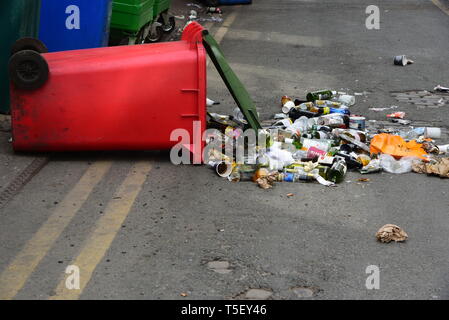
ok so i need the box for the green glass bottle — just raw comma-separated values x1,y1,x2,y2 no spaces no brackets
327,147,339,156
286,134,303,150
327,159,347,184
306,90,337,102
317,166,329,179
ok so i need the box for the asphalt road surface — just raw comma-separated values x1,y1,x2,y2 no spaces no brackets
1,0,449,300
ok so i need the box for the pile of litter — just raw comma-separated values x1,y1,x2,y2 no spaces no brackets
205,88,449,189
187,3,223,23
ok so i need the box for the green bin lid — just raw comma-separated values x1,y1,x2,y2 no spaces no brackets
202,30,262,132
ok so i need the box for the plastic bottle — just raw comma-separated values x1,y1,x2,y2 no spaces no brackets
329,107,350,116
398,127,425,140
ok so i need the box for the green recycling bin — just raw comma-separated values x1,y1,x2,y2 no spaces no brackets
153,0,175,34
110,0,164,45
153,0,170,18
0,0,41,114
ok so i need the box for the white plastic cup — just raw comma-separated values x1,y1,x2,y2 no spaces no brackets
424,127,441,139
215,161,233,178
282,101,295,114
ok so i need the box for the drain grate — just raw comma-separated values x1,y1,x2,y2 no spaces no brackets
0,157,49,210
391,90,448,109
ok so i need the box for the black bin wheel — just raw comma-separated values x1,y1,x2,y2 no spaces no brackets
119,37,132,46
11,37,48,56
9,50,49,91
146,26,163,43
159,16,176,33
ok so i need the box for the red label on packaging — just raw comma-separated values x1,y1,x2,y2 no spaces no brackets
307,147,326,158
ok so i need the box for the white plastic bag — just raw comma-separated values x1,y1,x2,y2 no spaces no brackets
379,154,420,174
267,144,294,171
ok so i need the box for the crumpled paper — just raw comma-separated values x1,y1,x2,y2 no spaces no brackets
376,224,408,243
412,158,449,178
256,172,280,189
421,141,440,154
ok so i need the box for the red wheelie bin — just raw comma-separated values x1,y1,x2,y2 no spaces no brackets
9,22,261,163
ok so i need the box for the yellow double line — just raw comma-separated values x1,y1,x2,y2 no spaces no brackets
0,161,151,300
51,161,151,300
432,0,449,16
0,11,239,300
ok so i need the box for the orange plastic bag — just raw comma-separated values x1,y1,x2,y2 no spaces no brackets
370,133,428,160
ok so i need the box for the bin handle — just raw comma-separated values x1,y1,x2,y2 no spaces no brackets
181,22,205,47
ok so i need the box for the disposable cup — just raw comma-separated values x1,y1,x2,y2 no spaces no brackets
424,127,441,139
215,161,233,178
282,101,295,114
